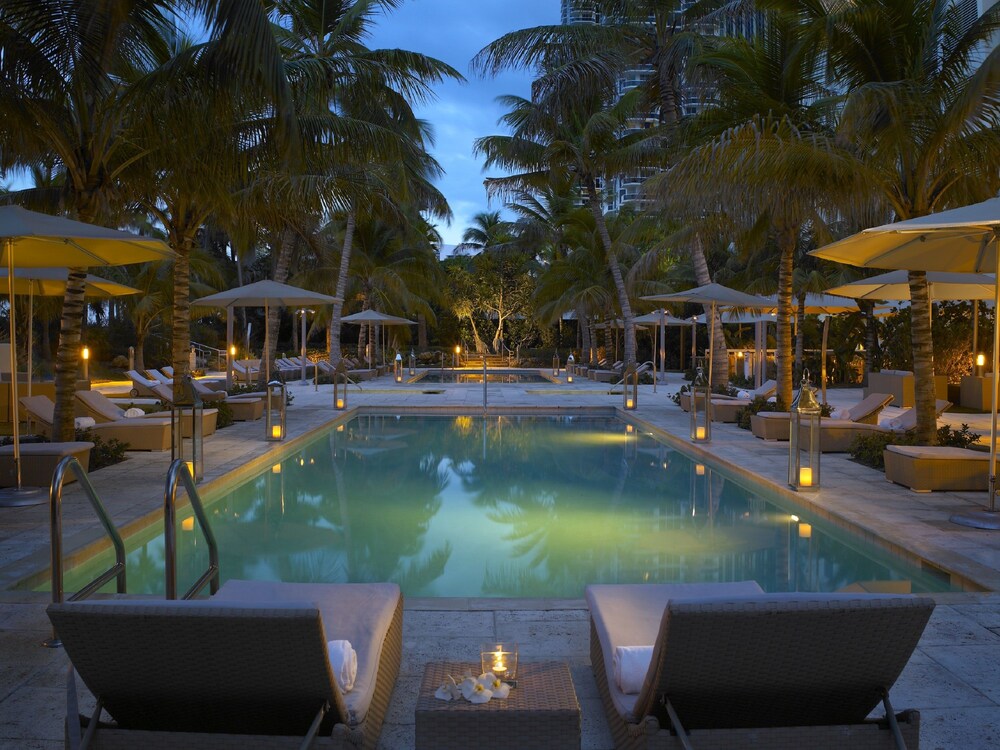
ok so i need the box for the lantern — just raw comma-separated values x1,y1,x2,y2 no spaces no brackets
334,362,349,410
453,344,461,368
552,352,560,377
266,380,286,441
81,345,90,381
394,352,403,383
689,365,711,443
789,371,821,491
408,349,416,376
566,353,575,383
481,642,518,686
170,375,204,482
622,363,638,410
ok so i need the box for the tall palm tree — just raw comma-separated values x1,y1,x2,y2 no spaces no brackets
454,211,516,255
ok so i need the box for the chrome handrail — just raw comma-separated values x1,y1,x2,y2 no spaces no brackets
46,456,126,647
164,460,219,600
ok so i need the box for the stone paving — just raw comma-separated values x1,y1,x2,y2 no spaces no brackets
2,370,1000,748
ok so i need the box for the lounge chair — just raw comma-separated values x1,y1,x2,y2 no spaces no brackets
74,389,221,436
801,399,952,453
586,581,933,750
751,392,895,441
679,379,777,414
125,369,163,398
21,395,172,451
145,368,173,386
232,359,261,383
590,361,624,382
184,379,266,421
884,445,991,492
48,579,402,750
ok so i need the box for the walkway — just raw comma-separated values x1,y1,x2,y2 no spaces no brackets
1,372,999,748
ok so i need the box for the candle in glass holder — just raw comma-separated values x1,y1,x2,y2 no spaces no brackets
626,398,634,409
799,467,813,487
481,642,518,683
336,398,345,410
271,425,282,439
695,426,706,440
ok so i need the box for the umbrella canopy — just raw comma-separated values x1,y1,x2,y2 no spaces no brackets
194,279,339,309
0,205,174,267
811,198,1000,527
194,280,339,384
642,282,772,308
339,309,416,325
824,270,996,301
633,311,693,325
0,267,141,297
0,207,173,506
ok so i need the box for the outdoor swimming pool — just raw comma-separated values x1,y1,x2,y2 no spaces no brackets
411,370,556,384
57,415,955,598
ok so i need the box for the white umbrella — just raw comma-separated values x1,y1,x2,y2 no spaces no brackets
825,271,996,301
810,197,1000,528
340,309,416,366
0,207,173,507
193,280,339,383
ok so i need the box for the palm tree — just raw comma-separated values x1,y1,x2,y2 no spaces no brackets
454,211,516,255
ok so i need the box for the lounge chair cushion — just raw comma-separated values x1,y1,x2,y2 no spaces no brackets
888,445,990,461
213,579,400,725
586,581,764,718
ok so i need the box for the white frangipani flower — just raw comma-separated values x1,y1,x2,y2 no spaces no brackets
480,672,510,699
465,680,493,704
433,674,461,701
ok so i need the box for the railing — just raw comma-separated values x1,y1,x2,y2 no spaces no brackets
164,460,219,600
45,456,126,647
191,341,226,371
614,361,655,389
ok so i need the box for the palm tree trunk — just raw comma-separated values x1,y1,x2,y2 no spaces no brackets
52,269,88,441
262,226,297,381
691,235,728,390
418,314,428,349
578,307,590,361
795,294,805,379
329,211,356,364
171,242,192,398
909,271,937,444
585,182,636,364
775,225,797,407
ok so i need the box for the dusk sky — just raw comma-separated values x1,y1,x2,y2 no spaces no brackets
369,0,559,251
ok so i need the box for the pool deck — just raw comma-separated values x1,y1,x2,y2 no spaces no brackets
2,371,1000,748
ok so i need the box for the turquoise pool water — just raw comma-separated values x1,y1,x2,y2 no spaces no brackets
57,415,955,598
412,370,555,384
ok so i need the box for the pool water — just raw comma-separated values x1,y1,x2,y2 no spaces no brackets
412,370,556,384
57,415,955,598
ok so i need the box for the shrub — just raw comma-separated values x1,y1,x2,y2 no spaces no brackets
75,428,128,470
215,400,234,429
111,355,130,369
849,423,980,470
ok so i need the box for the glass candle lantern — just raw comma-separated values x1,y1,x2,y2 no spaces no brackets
170,375,204,482
689,365,711,443
552,353,560,377
623,363,638,410
788,371,821,491
566,353,575,383
481,642,518,684
333,362,349,410
266,380,286,441
408,349,416,376
394,352,403,383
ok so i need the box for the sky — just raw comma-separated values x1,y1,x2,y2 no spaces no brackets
368,0,559,252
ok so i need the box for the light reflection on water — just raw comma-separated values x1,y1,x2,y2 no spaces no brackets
58,416,954,598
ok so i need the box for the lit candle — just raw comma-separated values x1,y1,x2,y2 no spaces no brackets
626,398,634,409
695,464,705,476
271,425,282,439
567,375,573,383
695,426,706,440
336,398,345,410
799,467,813,487
493,649,507,675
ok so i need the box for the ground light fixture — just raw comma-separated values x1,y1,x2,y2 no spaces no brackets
334,362,349,410
81,345,89,381
789,371,821,492
266,380,286,441
453,345,461,368
623,363,638,410
977,353,986,376
170,375,204,482
690,365,711,443
394,352,403,383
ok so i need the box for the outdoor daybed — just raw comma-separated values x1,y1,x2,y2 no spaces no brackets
884,445,990,492
794,399,952,453
20,395,172,451
47,579,403,750
751,392,894,441
75,388,220,437
586,581,933,750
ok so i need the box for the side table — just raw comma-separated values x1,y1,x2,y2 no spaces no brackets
415,660,581,750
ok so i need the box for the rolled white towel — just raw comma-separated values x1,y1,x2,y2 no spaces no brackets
123,407,145,418
736,390,751,399
74,417,96,429
613,645,653,695
327,639,357,693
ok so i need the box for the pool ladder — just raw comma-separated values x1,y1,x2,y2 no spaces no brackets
45,457,219,647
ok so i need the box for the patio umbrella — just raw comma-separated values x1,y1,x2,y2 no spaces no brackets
810,197,1000,528
193,280,339,384
0,269,140,399
633,311,694,384
0,206,173,507
642,284,772,395
340,309,416,366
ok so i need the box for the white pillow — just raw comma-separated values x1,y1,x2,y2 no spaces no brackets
123,407,145,418
74,417,96,429
830,408,849,420
736,390,751,399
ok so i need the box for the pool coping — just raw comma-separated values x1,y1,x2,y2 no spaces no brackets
4,402,998,595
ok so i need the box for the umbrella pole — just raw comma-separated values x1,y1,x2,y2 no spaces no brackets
0,242,45,506
821,316,830,405
659,310,665,384
264,300,270,383
952,231,1000,529
27,288,33,399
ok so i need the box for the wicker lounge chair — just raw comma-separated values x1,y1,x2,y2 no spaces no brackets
884,445,990,492
801,399,952,453
751,392,895,441
74,389,221,435
48,579,403,750
586,581,933,750
20,395,172,451
680,379,777,413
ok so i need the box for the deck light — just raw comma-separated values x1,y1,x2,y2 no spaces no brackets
171,375,204,482
453,345,461,368
81,346,90,381
789,371,820,492
977,353,986,376
266,380,286,441
690,365,711,443
394,352,403,383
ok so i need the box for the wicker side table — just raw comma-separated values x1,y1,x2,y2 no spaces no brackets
415,661,581,750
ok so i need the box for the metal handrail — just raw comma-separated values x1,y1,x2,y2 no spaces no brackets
46,456,126,648
191,340,226,371
613,361,654,387
164,459,219,600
